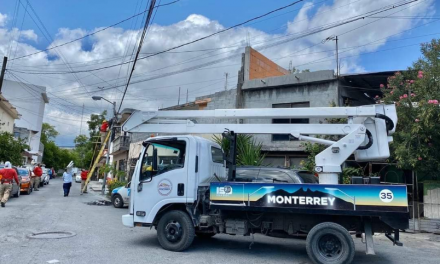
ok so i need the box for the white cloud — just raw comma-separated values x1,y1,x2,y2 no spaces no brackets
0,13,7,27
0,0,435,144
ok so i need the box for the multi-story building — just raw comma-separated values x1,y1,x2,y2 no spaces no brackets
2,79,49,163
161,47,394,167
0,94,20,134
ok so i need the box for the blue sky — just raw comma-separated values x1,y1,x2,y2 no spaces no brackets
0,0,439,145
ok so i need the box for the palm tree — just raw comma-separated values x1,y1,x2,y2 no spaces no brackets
213,134,266,166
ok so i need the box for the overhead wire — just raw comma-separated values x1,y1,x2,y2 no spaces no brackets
8,0,181,61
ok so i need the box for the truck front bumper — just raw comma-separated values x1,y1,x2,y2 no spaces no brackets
122,214,134,228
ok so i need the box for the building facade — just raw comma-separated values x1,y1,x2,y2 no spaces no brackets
0,94,20,133
2,79,49,162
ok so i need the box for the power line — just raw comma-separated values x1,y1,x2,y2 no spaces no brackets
8,0,181,61
8,0,307,75
118,0,157,112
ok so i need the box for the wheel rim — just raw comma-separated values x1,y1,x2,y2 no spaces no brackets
115,197,121,206
317,234,343,260
164,220,183,243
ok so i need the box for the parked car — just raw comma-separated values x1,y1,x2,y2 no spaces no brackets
111,182,131,208
17,167,32,195
75,174,82,183
236,166,318,184
41,168,50,186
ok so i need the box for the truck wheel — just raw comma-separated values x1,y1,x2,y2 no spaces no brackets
306,222,355,264
157,210,195,252
195,232,216,238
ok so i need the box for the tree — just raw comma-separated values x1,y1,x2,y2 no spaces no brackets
0,132,29,165
380,39,440,179
213,134,266,166
87,110,107,139
73,134,93,168
41,123,59,144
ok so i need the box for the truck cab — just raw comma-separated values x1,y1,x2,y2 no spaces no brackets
123,135,225,227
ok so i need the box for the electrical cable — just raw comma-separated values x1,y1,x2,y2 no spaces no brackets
8,0,181,61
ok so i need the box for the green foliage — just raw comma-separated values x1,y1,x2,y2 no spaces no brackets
213,134,266,166
99,163,126,181
380,39,440,179
342,167,363,184
40,123,59,145
106,179,127,197
73,134,94,169
0,132,29,165
87,110,107,139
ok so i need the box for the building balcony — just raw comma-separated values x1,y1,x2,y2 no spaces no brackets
111,135,130,155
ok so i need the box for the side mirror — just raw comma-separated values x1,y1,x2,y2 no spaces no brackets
152,148,158,171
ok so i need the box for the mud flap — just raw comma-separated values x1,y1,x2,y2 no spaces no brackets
364,219,376,255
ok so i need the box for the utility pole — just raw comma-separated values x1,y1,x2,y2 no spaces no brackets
335,36,339,77
0,57,8,93
224,73,229,91
186,88,188,104
79,103,84,135
178,87,181,105
322,36,338,77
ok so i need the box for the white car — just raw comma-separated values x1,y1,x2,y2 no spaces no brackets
75,174,82,183
41,168,50,186
111,182,130,208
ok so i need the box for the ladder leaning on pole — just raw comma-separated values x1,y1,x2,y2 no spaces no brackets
82,132,111,193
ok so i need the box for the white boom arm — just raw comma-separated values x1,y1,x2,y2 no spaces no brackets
122,104,397,184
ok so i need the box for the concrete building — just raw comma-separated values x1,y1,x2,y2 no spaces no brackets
0,94,20,133
162,47,394,167
2,79,49,162
109,108,137,181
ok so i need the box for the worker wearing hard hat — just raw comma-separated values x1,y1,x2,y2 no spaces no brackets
0,161,20,207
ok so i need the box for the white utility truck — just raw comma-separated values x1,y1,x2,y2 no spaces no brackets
121,104,408,264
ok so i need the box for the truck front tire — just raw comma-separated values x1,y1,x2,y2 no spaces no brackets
157,210,195,252
306,222,355,264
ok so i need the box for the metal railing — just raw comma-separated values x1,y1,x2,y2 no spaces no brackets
111,135,130,154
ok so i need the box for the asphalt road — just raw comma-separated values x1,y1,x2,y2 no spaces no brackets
0,178,439,264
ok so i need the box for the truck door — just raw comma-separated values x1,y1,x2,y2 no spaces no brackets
133,139,188,224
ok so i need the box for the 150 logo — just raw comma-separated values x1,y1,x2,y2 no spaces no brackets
217,185,233,196
379,189,394,203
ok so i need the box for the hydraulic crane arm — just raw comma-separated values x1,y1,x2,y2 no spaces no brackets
122,104,397,184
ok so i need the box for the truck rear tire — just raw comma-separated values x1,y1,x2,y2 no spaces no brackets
306,222,355,264
157,210,195,252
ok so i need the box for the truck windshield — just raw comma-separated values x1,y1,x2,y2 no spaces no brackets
140,140,186,181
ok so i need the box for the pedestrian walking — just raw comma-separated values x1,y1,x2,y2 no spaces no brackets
63,169,73,197
0,162,20,207
31,164,43,191
47,167,53,179
80,169,89,194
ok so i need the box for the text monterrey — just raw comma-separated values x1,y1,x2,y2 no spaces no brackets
267,195,336,206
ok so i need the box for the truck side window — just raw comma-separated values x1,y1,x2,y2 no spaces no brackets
140,141,186,181
211,147,223,163
140,145,154,181
155,142,185,175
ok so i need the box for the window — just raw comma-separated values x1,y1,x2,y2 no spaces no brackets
272,102,310,141
257,169,292,183
211,147,223,163
14,132,20,139
140,140,186,181
118,159,126,172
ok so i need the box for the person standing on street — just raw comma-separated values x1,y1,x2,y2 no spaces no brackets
80,169,89,194
63,169,73,197
32,164,43,191
0,162,20,207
